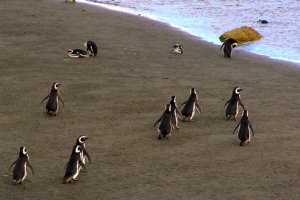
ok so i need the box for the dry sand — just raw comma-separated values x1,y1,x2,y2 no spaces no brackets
1,0,300,199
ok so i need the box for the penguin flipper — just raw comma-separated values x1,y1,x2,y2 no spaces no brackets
27,162,34,175
175,106,183,119
64,161,69,170
79,161,86,171
41,94,50,104
58,95,64,107
83,149,91,163
220,42,225,50
195,102,202,113
224,99,230,107
9,160,17,170
233,123,241,134
153,116,162,128
179,101,188,109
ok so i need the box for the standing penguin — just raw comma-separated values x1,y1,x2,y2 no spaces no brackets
233,110,254,146
179,88,202,121
41,82,64,116
224,87,245,120
220,38,237,58
153,104,174,140
64,145,85,183
75,136,91,171
9,147,34,185
169,96,182,129
84,41,98,56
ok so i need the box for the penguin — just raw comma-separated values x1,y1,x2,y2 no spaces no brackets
171,44,183,54
67,49,89,58
41,82,64,116
169,96,183,129
179,88,202,121
9,147,34,185
153,104,174,140
258,20,268,24
75,136,91,171
233,110,254,146
220,38,237,58
224,87,245,120
64,145,85,183
84,41,98,56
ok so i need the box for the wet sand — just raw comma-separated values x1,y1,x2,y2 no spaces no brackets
1,0,300,199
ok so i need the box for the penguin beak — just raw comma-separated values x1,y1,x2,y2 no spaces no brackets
238,88,242,92
57,84,61,87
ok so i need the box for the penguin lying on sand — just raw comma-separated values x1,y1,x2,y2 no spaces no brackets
9,147,34,185
171,44,183,54
67,49,89,58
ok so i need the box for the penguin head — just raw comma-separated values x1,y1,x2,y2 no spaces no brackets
232,43,237,48
171,44,183,54
74,145,81,154
77,135,89,144
190,88,196,94
171,96,176,103
52,82,61,90
165,104,171,112
233,87,242,95
67,49,73,54
243,109,248,117
19,146,27,156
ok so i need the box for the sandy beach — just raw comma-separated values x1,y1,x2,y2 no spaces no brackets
1,0,300,199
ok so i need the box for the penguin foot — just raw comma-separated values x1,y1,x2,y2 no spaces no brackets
239,142,244,146
158,135,162,140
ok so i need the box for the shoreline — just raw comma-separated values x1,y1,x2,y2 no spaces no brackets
1,0,300,199
77,0,300,66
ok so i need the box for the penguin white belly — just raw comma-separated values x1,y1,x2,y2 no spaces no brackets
245,125,251,143
22,163,27,181
73,162,80,179
55,97,59,111
190,103,196,119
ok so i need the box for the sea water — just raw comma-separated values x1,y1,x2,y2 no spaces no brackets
77,0,300,64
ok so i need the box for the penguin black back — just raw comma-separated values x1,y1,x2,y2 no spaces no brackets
169,96,182,128
9,147,34,185
220,38,237,58
233,110,254,146
179,88,202,121
85,41,98,56
154,104,173,140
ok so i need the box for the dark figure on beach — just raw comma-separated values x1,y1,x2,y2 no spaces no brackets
154,104,174,140
220,38,237,58
41,82,64,116
85,41,98,56
233,110,254,146
170,96,183,128
179,88,201,121
9,147,34,185
224,87,245,120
